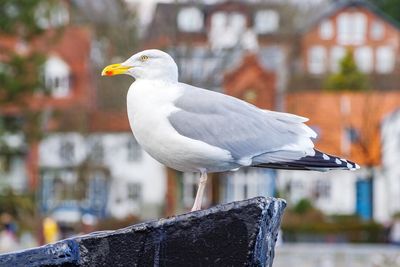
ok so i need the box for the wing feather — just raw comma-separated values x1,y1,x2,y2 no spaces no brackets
168,83,317,165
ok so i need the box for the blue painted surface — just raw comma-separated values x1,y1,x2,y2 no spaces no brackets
356,178,373,220
0,239,79,267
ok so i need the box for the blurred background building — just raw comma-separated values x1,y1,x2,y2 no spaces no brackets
1,0,400,264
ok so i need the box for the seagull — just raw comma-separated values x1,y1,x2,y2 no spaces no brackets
102,49,359,212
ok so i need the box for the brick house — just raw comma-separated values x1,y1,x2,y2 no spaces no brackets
281,91,400,221
294,0,400,90
0,14,94,192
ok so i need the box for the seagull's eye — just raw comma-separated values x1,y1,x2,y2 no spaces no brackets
140,55,149,62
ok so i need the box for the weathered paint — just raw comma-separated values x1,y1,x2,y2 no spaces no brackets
0,197,286,267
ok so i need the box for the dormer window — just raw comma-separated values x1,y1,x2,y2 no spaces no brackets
35,2,69,29
177,7,204,32
254,10,279,34
209,12,246,50
44,56,71,98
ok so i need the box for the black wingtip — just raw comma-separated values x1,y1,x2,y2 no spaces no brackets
253,150,360,171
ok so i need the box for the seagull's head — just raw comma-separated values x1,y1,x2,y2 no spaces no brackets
101,49,178,82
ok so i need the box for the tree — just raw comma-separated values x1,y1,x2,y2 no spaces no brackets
367,0,400,24
71,0,139,111
324,49,369,91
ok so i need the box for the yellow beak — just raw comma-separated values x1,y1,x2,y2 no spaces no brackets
101,63,132,76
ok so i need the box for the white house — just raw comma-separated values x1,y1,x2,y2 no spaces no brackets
379,109,400,222
39,132,166,221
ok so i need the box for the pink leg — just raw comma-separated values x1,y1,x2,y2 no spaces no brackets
191,172,208,211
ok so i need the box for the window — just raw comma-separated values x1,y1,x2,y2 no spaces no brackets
370,20,384,40
59,140,74,163
337,13,351,44
345,127,360,143
376,46,395,73
44,56,70,98
315,180,331,199
211,12,227,29
177,7,204,32
90,139,104,164
308,46,327,74
355,46,373,73
127,183,141,202
254,10,279,34
320,19,333,40
209,12,246,50
127,138,142,161
224,168,275,203
353,13,366,44
330,46,346,72
337,12,366,45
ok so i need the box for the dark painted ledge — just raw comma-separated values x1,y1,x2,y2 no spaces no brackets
0,197,286,267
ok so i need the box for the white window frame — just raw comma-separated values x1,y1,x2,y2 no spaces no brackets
337,13,351,45
355,46,373,73
177,7,204,32
353,13,366,45
308,46,327,74
44,56,71,98
127,183,142,202
254,10,279,34
209,11,246,50
315,179,331,199
126,138,142,162
330,46,346,72
376,46,395,74
337,12,366,45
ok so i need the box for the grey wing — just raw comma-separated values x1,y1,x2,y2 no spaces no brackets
168,83,317,165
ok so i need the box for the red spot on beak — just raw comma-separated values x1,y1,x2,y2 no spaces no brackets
106,70,113,76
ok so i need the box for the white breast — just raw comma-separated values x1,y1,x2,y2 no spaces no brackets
126,79,235,173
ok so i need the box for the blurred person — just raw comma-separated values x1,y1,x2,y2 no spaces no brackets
42,217,60,244
0,213,20,253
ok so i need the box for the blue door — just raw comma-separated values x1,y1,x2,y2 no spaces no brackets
356,178,373,220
